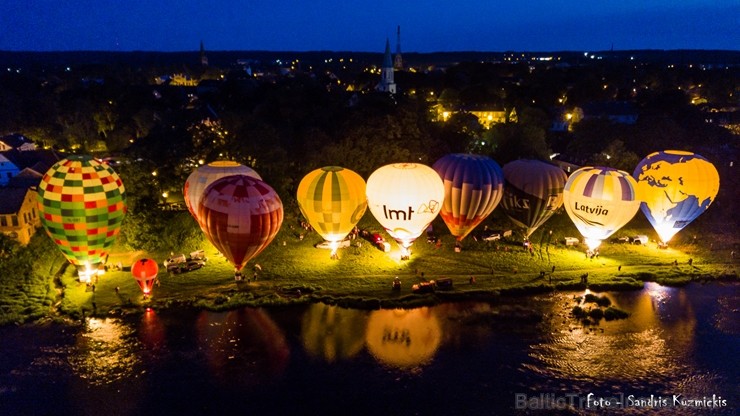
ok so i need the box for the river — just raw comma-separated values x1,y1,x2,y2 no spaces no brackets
0,281,737,415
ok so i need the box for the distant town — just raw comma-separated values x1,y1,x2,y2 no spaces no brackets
0,39,738,249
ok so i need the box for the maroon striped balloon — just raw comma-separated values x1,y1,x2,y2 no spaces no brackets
198,175,283,273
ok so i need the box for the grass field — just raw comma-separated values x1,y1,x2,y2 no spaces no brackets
42,211,738,322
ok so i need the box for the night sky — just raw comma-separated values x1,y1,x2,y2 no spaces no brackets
2,0,738,52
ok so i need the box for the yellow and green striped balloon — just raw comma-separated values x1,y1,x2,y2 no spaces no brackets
37,155,126,271
297,166,367,243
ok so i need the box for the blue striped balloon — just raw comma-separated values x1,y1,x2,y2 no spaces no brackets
432,154,504,241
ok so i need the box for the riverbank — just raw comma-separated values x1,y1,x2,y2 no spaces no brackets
51,235,737,322
2,214,737,326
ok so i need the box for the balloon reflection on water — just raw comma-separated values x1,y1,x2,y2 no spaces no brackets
301,303,367,363
365,307,442,369
194,308,290,386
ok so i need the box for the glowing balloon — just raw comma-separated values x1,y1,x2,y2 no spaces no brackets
37,155,126,282
198,175,283,274
296,166,366,250
366,163,445,249
633,150,720,243
563,167,640,250
432,154,504,241
501,159,567,239
131,258,159,295
184,161,261,227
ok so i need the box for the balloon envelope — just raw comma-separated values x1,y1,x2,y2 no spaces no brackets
432,154,504,241
633,150,720,243
184,161,261,227
37,155,126,274
366,163,445,248
296,166,366,243
563,166,640,249
501,159,567,239
131,258,159,294
198,175,283,272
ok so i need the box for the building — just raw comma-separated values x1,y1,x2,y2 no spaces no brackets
376,39,397,94
0,186,40,245
0,134,36,152
435,104,516,129
394,26,403,70
200,40,208,67
579,101,638,125
0,153,20,186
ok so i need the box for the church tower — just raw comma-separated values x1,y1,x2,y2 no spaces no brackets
200,40,208,67
376,38,397,94
394,26,403,70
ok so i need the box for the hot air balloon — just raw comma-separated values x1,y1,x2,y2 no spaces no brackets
37,155,126,283
633,150,720,244
184,161,261,227
563,166,640,251
131,258,159,295
432,154,504,242
296,166,366,257
501,159,567,240
365,163,445,256
198,175,283,279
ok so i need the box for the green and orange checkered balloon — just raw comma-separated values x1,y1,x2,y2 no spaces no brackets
37,155,127,268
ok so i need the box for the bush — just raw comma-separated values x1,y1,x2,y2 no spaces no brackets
571,305,586,319
604,307,629,321
584,293,612,307
588,308,604,321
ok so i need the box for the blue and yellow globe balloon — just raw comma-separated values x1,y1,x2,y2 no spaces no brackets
297,166,367,253
432,154,504,242
633,150,719,243
563,166,640,250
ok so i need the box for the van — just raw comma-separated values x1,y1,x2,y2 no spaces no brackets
564,237,580,246
163,254,186,267
632,235,649,245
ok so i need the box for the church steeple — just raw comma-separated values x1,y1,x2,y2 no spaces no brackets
376,38,396,94
394,26,403,70
200,40,208,67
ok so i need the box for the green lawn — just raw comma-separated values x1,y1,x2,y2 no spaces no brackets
53,212,738,319
2,212,737,325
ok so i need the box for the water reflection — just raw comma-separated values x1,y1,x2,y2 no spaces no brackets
301,303,367,362
194,308,289,386
1,282,737,415
365,307,442,369
524,281,732,403
69,317,140,385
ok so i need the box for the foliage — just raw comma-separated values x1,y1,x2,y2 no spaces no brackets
0,233,62,325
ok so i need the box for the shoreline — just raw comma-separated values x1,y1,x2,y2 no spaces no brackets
56,270,739,324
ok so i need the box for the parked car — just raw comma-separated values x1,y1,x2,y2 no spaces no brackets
163,254,186,267
632,235,649,245
412,281,436,294
182,259,206,271
371,233,391,252
482,232,501,241
315,239,351,249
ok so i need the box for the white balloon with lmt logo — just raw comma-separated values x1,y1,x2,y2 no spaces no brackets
366,163,445,250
